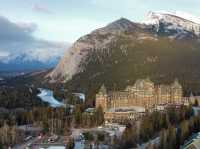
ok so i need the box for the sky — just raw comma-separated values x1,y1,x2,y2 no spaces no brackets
1,0,200,42
0,0,200,64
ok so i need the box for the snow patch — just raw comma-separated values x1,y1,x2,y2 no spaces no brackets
145,11,200,25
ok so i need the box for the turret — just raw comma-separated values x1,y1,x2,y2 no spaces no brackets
171,79,183,104
189,92,195,104
98,84,107,95
96,84,108,111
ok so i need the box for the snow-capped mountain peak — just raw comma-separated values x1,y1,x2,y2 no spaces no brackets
144,11,200,37
146,11,200,24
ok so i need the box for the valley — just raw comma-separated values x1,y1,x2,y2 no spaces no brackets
1,8,200,149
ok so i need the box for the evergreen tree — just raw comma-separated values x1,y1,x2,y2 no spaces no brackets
159,130,167,149
140,117,153,142
73,105,82,127
179,120,190,145
66,139,74,149
0,143,2,149
122,124,137,148
95,106,104,125
194,99,199,106
167,125,177,149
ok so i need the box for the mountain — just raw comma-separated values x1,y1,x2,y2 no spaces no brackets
145,11,200,39
0,42,70,72
0,54,59,72
48,11,200,81
145,11,200,27
47,18,155,81
47,11,200,101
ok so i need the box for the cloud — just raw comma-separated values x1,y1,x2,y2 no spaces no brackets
16,22,38,33
0,16,35,42
0,15,69,64
32,4,52,14
0,51,10,61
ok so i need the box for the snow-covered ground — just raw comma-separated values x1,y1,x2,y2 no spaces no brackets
37,88,66,108
156,11,200,24
145,11,200,25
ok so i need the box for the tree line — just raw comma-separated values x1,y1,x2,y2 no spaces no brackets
117,105,195,149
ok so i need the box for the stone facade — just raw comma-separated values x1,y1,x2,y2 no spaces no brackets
104,106,146,123
96,78,183,112
104,111,142,123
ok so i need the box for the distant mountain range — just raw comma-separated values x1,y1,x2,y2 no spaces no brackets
0,55,59,72
0,43,70,72
0,14,71,73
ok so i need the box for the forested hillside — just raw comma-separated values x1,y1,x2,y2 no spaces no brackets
65,37,200,105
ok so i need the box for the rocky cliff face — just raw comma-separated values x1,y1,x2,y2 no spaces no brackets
47,18,154,82
47,11,200,82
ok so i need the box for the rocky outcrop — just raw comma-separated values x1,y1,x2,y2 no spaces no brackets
47,18,153,82
48,11,200,82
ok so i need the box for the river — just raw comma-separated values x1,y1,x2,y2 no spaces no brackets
37,88,66,108
37,88,85,149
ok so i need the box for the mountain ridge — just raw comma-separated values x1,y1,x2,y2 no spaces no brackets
48,11,200,83
146,11,200,24
47,17,155,81
145,11,200,37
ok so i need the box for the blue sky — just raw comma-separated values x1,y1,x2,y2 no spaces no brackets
1,0,200,43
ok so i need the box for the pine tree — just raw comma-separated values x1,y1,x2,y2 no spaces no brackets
159,130,167,149
0,143,3,149
167,125,177,149
122,124,137,148
66,139,74,149
73,105,82,127
179,120,190,145
194,99,199,106
96,106,104,125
